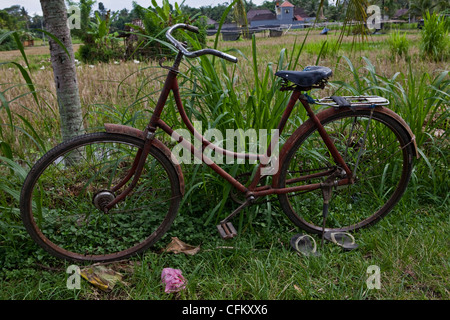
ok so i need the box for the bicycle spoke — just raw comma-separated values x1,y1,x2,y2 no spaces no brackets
22,133,182,262
278,110,413,233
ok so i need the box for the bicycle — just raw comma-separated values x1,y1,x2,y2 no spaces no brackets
20,24,418,262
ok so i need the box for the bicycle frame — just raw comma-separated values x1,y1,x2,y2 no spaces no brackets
21,22,421,260
104,51,353,211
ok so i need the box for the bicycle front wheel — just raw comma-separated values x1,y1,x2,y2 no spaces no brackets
278,108,415,234
20,132,182,262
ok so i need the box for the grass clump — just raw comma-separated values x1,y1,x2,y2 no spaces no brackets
388,30,409,61
420,11,450,61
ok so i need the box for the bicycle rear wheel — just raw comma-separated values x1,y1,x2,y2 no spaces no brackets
278,109,415,234
20,132,182,262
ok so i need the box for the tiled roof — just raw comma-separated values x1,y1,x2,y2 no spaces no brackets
393,8,408,18
247,9,273,21
252,12,277,21
294,7,309,18
280,1,294,7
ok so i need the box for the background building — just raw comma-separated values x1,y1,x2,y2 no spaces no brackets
247,1,314,28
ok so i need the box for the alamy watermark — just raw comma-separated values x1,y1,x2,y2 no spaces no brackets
66,264,81,290
170,121,280,175
366,265,381,289
366,5,382,30
66,264,382,290
67,5,81,30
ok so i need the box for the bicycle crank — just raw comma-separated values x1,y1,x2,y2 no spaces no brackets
217,195,255,239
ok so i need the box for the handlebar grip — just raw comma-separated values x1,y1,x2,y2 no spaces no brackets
215,51,238,63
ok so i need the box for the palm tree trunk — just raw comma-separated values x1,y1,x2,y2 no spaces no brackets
40,0,85,141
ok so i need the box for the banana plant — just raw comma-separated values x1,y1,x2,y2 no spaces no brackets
87,10,119,46
126,0,207,59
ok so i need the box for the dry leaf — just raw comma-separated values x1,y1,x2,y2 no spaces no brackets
164,237,200,255
293,284,303,294
80,265,125,292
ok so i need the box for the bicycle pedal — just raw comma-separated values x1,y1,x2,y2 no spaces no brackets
217,222,238,239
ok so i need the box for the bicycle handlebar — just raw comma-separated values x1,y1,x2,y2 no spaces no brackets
166,23,238,63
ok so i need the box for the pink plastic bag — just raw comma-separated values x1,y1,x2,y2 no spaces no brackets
161,268,186,293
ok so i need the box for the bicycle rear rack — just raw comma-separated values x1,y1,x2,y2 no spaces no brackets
316,95,389,109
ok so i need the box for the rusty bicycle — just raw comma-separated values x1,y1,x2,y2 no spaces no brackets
20,24,418,262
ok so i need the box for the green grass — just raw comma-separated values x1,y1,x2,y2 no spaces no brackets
420,12,450,62
388,30,410,60
0,22,448,300
0,197,448,300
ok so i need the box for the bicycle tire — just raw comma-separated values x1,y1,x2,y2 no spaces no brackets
278,108,415,234
20,132,182,262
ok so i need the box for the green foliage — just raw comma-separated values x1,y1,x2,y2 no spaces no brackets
77,43,122,63
420,11,450,61
0,5,26,31
332,56,449,197
77,10,123,63
410,0,450,17
304,38,341,61
0,29,19,51
88,11,119,44
126,0,207,61
388,30,409,60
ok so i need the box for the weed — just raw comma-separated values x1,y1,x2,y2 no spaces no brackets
388,30,410,61
420,12,450,61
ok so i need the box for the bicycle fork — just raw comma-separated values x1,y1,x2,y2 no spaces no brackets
102,129,156,213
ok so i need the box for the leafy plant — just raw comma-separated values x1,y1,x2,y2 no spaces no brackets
77,10,123,63
410,0,450,17
126,0,207,61
0,29,19,51
332,55,449,197
388,30,409,60
420,11,450,61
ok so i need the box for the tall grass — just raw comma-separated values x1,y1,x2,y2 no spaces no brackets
388,30,410,61
420,11,450,61
332,55,449,198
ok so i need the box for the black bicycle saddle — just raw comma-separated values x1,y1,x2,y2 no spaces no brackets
275,66,332,88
